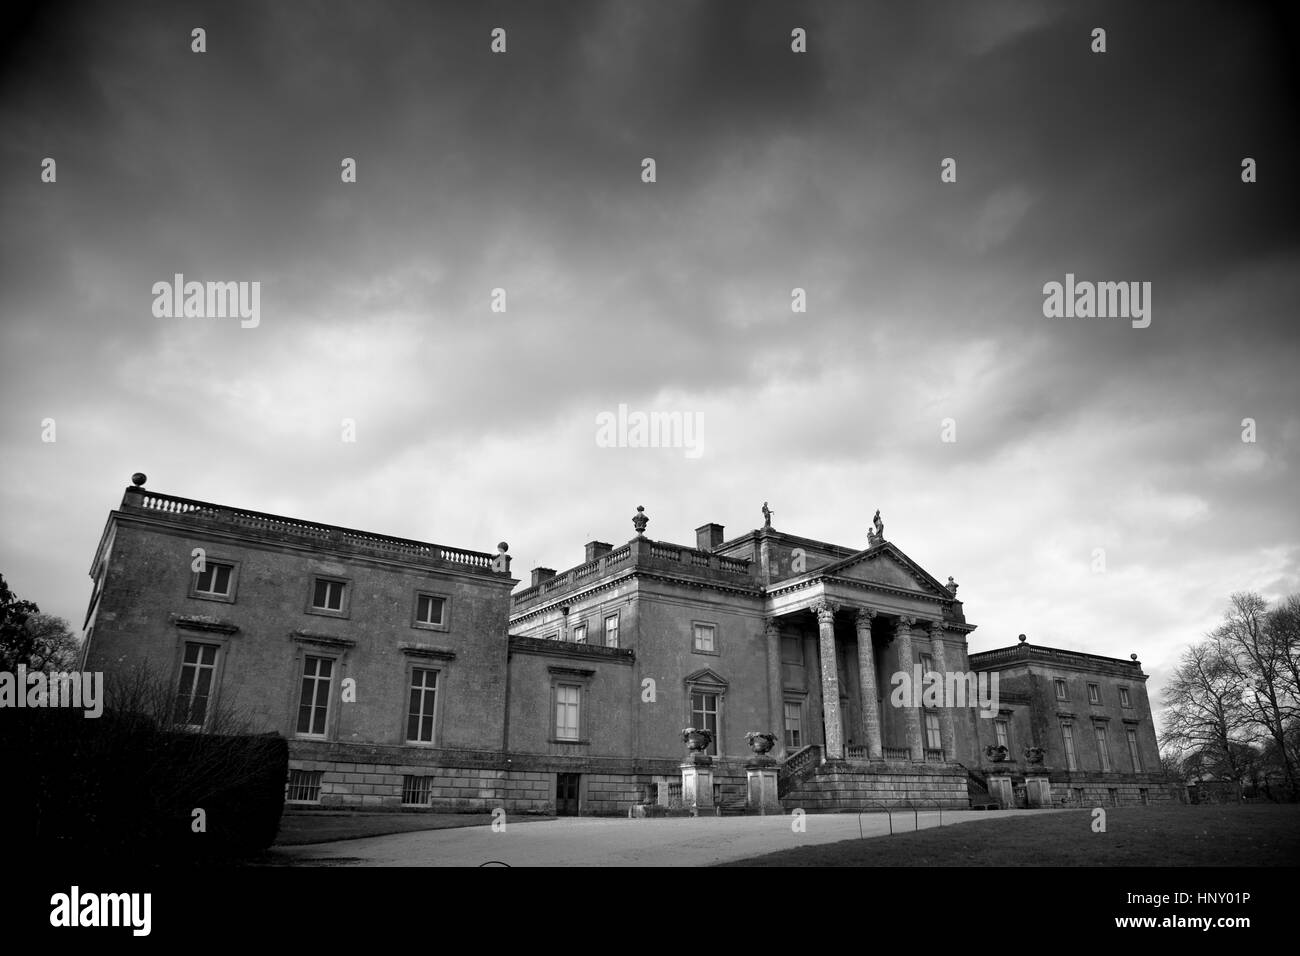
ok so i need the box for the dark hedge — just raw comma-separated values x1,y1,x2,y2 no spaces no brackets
1,707,287,862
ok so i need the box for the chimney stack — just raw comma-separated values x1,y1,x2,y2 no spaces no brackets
695,523,725,551
530,567,556,587
585,541,613,563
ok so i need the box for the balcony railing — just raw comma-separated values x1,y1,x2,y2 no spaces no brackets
924,748,946,763
883,747,912,761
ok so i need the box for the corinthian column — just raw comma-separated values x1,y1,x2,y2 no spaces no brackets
764,617,785,757
895,616,923,760
813,601,843,759
928,622,955,760
855,608,882,758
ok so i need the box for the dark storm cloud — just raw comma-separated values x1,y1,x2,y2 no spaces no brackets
0,0,1296,725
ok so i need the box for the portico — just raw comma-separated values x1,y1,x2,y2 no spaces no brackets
759,537,976,768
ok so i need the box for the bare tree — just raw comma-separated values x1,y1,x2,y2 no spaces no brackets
1267,594,1300,727
103,659,255,736
1213,592,1299,798
1160,638,1257,787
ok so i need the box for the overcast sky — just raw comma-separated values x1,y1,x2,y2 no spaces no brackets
2,1,1297,734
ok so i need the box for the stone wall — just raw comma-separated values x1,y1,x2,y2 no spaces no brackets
289,758,552,812
583,774,645,815
1049,779,1175,808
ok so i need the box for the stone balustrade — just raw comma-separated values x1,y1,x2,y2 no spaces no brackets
512,537,755,612
123,488,504,575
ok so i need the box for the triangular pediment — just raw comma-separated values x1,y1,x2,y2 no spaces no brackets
819,543,954,600
683,667,728,688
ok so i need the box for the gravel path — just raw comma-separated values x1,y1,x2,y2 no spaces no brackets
273,808,1067,866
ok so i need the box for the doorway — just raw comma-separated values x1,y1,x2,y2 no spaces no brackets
556,773,581,816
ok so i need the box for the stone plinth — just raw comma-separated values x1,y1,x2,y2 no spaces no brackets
987,768,1016,809
681,753,715,813
1025,773,1052,808
745,756,780,814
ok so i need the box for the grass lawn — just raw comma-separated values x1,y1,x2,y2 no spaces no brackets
718,804,1300,866
273,809,554,846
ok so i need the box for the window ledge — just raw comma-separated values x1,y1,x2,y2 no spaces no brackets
305,607,350,620
189,591,236,605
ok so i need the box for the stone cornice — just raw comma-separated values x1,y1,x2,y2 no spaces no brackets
766,573,950,608
970,643,1147,679
290,629,356,649
170,614,239,635
509,634,636,665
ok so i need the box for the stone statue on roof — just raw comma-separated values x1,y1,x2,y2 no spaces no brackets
869,509,884,544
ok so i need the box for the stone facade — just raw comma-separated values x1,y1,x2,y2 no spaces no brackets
80,477,1169,816
967,637,1174,805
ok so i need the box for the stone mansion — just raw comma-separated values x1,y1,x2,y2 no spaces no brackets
79,475,1171,814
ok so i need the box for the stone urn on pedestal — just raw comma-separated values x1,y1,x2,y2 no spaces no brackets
680,728,715,814
1023,746,1051,808
984,744,1015,808
744,732,781,814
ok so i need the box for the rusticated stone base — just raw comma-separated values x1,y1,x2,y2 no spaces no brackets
285,742,752,816
780,765,970,811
